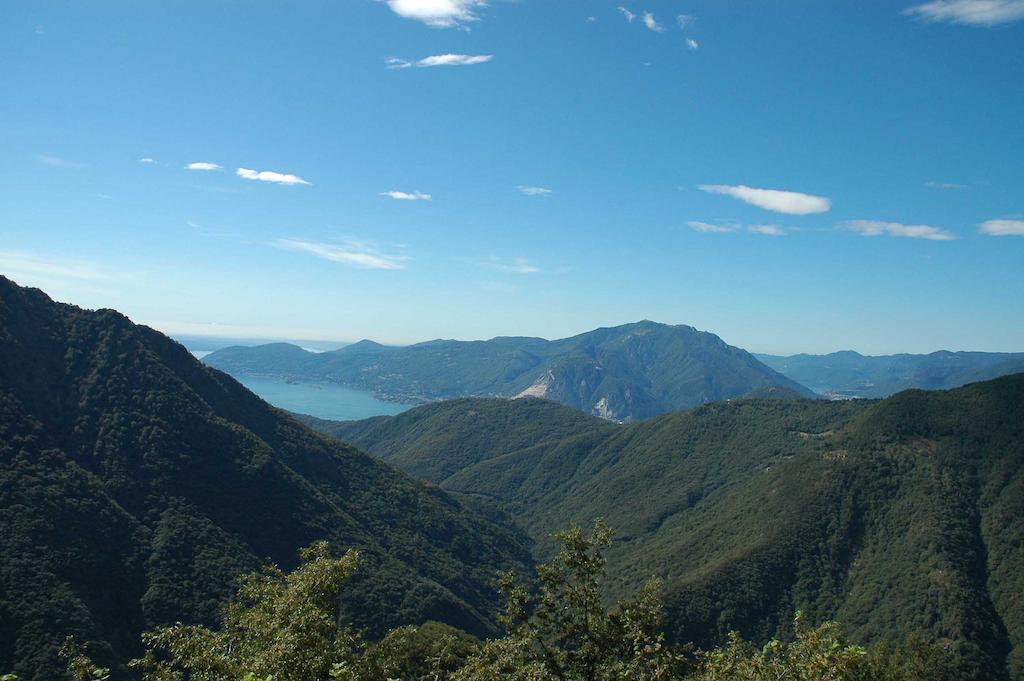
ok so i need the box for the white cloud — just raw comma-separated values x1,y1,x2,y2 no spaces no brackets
237,167,310,186
979,219,1024,236
642,11,665,31
275,239,407,269
586,16,598,23
384,0,486,28
618,6,636,22
38,155,86,169
517,185,553,196
481,257,542,274
139,157,156,164
415,54,493,67
687,221,737,233
677,14,696,28
841,220,955,241
386,57,413,69
748,224,786,236
698,184,831,215
380,190,432,201
925,180,966,189
186,162,221,171
904,0,1024,26
686,38,700,50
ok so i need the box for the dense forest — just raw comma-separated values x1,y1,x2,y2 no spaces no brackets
204,321,814,421
9,523,959,681
313,376,1024,680
0,277,531,679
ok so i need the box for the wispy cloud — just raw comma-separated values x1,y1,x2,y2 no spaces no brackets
397,54,493,68
642,11,665,31
186,162,221,171
688,221,738,233
979,219,1024,236
904,0,1024,26
380,190,432,201
686,38,700,50
748,224,787,236
677,14,696,28
237,167,310,186
38,155,86,169
517,185,553,196
384,0,486,28
0,251,120,283
925,180,966,189
186,220,239,239
698,184,831,215
275,239,407,269
480,256,542,274
618,6,636,22
840,220,955,241
139,157,157,164
688,221,786,236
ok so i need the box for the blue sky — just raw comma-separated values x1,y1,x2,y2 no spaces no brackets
1,0,1022,355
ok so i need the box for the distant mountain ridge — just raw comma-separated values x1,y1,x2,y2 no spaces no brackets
205,321,816,421
0,276,531,679
757,349,1024,398
309,376,1024,680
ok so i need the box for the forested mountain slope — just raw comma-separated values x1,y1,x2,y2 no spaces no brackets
206,321,816,421
757,349,1024,398
0,277,532,680
316,377,1024,680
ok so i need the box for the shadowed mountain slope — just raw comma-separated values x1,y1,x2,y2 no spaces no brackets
0,277,532,680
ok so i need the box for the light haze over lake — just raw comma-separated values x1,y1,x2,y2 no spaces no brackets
234,376,411,421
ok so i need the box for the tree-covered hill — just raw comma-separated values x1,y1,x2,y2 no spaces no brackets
313,377,1024,680
757,349,1024,398
0,276,533,680
205,321,816,421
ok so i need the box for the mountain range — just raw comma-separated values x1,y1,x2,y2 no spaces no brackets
305,377,1024,680
0,276,531,679
204,322,816,421
757,350,1024,399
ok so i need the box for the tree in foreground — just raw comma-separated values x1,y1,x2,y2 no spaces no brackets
58,521,956,681
452,520,686,680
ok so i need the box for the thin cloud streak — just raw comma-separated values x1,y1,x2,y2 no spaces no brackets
688,221,737,233
275,239,407,269
388,54,493,69
0,251,121,282
38,155,86,169
748,224,787,236
517,185,553,196
698,184,831,215
480,257,542,274
186,162,221,171
904,0,1024,26
841,220,955,241
380,190,432,201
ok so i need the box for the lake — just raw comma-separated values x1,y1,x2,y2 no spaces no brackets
234,376,412,421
